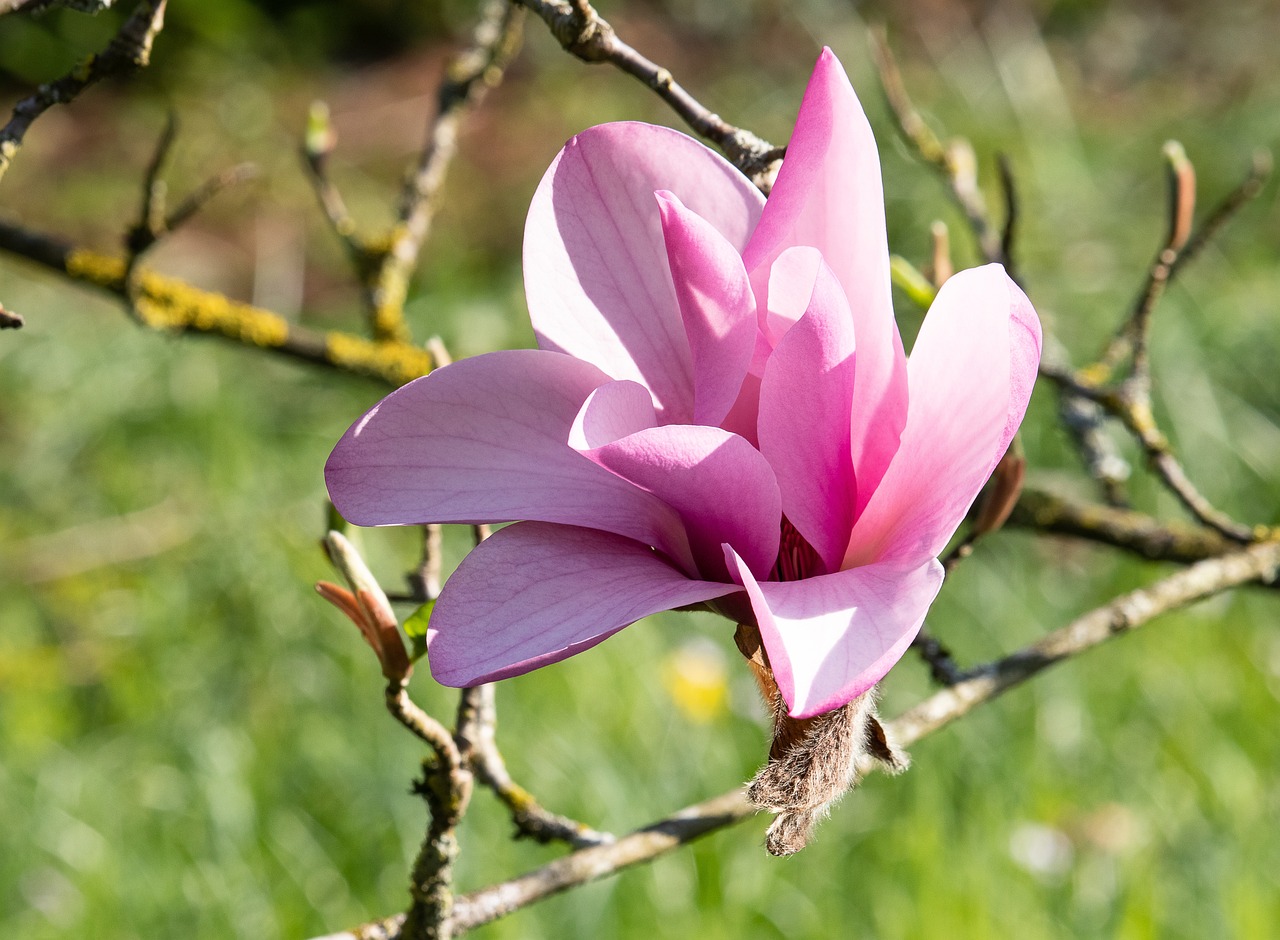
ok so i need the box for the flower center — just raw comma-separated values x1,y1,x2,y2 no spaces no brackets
770,516,824,582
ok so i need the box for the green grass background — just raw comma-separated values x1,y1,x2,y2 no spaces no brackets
2,1,1279,937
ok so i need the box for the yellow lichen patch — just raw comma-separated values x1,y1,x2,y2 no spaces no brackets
66,249,127,289
1076,362,1113,388
137,272,291,348
325,332,433,387
71,55,96,83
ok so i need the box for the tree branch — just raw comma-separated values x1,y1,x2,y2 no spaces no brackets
0,0,167,183
0,221,434,387
514,0,782,189
363,0,526,343
1007,486,1242,564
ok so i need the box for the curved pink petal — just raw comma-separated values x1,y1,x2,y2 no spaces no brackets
762,245,823,347
325,349,693,571
525,122,765,422
726,547,944,719
845,265,1042,567
428,522,738,687
720,371,762,448
583,425,781,582
568,379,658,450
656,191,758,427
743,48,908,516
758,255,857,574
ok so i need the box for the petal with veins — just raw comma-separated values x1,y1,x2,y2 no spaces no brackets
428,522,738,687
325,349,693,571
525,121,765,422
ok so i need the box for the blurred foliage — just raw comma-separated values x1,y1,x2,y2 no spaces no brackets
2,1,1279,938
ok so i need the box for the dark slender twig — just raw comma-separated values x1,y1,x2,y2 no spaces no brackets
302,100,362,254
997,152,1019,284
124,116,258,290
0,0,168,183
514,0,783,189
0,302,23,328
909,629,962,686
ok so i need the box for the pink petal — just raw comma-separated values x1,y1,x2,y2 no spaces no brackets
725,547,944,719
761,245,823,347
525,122,765,422
844,265,1043,567
743,48,908,516
568,379,658,450
583,425,781,582
428,522,738,687
656,191,758,427
757,255,857,574
325,349,693,571
720,371,762,448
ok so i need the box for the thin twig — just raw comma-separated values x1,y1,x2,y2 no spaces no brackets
1096,148,1269,383
515,0,782,189
1169,149,1271,275
997,152,1019,284
362,0,525,342
909,629,962,685
0,302,23,329
446,525,611,848
302,100,362,254
125,116,257,287
457,683,615,848
388,683,462,764
869,26,1002,264
0,0,168,183
1112,394,1257,542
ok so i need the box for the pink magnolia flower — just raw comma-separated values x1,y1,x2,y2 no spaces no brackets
326,49,1042,720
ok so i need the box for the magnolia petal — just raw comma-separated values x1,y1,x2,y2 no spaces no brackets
720,371,763,448
326,349,693,570
584,425,782,582
845,265,1043,567
743,48,907,515
726,547,944,719
429,522,738,687
758,256,858,574
762,245,823,347
656,191,758,427
525,122,765,422
568,379,658,450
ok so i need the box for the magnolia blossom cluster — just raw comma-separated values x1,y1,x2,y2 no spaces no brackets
326,50,1042,720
